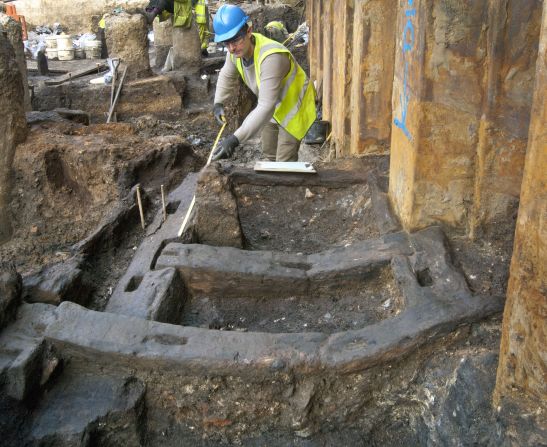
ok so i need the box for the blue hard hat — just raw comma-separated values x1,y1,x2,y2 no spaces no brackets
213,4,249,43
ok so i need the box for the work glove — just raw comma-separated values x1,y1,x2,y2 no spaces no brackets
212,135,239,161
213,103,226,125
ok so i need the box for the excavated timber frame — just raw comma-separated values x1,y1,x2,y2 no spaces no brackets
1,164,504,441
50,164,502,371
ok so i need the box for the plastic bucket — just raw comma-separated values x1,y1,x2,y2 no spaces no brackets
45,48,58,59
58,48,75,61
56,34,73,50
84,40,102,59
45,35,58,49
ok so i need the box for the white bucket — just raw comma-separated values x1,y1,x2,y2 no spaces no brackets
84,40,102,59
58,48,75,61
45,35,58,49
56,34,73,50
46,48,58,59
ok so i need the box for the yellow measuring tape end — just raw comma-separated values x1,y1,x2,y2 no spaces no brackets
206,121,227,165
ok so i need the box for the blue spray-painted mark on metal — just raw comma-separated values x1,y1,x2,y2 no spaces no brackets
394,1,416,141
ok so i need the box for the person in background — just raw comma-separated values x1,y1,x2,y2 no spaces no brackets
211,4,316,162
97,14,108,58
144,0,209,54
193,0,209,53
264,20,289,43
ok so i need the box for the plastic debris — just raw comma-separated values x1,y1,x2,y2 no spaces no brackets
75,33,97,50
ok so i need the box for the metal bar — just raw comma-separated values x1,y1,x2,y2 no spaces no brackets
106,66,127,123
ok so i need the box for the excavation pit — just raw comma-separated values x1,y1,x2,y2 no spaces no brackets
235,183,380,253
179,260,402,334
193,161,399,251
106,160,407,331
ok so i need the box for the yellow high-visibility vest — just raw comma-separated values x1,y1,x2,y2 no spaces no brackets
265,21,285,31
173,0,193,28
194,0,207,25
231,33,316,141
158,10,172,22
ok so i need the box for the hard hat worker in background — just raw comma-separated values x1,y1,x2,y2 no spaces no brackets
144,0,210,53
211,4,316,162
97,15,109,59
193,0,209,52
264,20,289,43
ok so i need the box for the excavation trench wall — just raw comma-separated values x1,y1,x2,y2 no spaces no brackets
494,0,547,429
308,0,542,234
0,14,30,110
0,32,27,244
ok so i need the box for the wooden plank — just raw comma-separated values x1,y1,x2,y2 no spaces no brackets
322,0,333,122
27,66,68,74
315,0,323,86
307,0,315,81
44,62,108,86
332,0,354,158
349,0,397,156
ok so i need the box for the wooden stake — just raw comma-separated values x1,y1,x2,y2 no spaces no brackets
67,73,72,108
161,184,167,222
136,184,145,230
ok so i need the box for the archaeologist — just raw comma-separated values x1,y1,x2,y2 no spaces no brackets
144,0,190,26
264,20,289,43
97,14,109,58
193,0,209,53
144,0,209,54
211,4,316,162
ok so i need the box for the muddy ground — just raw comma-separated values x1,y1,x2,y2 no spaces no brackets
235,183,381,253
0,110,219,308
182,264,402,333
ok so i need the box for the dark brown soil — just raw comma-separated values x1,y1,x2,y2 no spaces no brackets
181,265,402,333
2,122,143,275
445,220,516,298
1,116,212,293
235,183,380,254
